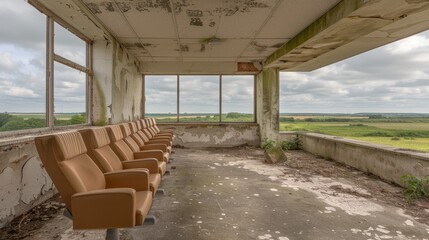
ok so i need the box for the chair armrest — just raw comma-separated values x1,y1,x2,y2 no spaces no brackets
104,169,150,191
71,188,136,229
122,159,159,174
140,144,167,152
152,136,172,141
147,139,171,146
134,150,164,162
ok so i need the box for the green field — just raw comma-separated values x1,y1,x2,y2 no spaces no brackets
280,120,429,152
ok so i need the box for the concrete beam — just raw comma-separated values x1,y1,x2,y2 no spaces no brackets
140,62,260,75
264,0,429,71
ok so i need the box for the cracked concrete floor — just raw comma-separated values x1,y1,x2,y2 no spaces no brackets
18,147,429,239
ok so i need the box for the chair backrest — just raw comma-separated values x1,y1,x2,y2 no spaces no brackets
35,132,105,210
150,118,161,132
128,122,146,147
79,128,123,173
105,125,135,161
145,119,157,135
119,123,141,152
135,120,142,130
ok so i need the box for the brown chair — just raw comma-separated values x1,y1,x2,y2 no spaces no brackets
135,120,172,147
105,125,167,175
140,119,173,144
35,132,154,239
149,118,175,139
78,128,162,196
129,122,171,154
119,123,171,164
144,118,174,140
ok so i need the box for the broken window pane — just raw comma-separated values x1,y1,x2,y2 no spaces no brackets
145,75,177,123
222,75,254,122
0,0,46,131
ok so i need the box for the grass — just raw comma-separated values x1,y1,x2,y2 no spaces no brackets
11,113,78,120
280,122,429,152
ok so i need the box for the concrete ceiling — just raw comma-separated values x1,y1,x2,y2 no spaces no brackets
32,0,429,73
79,0,340,64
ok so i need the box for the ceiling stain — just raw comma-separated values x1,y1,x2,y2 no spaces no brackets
173,0,193,14
86,3,102,14
117,3,131,12
102,2,115,12
209,20,216,27
187,9,203,17
180,44,189,52
190,18,203,26
271,42,284,48
251,41,268,54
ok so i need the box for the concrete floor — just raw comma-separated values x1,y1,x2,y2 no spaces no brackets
25,147,429,240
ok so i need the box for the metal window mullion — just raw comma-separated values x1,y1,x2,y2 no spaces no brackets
46,16,54,128
254,74,257,123
219,75,222,123
54,54,90,74
177,75,180,123
86,42,92,124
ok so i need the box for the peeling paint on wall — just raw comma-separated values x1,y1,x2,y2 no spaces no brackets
0,141,55,228
111,42,143,123
159,124,260,148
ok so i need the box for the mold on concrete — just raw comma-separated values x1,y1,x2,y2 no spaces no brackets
256,68,279,142
158,124,260,148
0,140,55,228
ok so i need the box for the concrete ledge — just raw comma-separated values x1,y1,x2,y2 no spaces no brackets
280,131,429,187
160,123,260,148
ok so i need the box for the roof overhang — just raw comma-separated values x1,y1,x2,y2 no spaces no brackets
30,0,429,73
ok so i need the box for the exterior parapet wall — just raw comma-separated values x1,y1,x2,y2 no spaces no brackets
159,123,260,148
280,132,429,187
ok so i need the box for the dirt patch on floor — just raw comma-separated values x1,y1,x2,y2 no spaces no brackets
0,195,65,240
207,146,429,225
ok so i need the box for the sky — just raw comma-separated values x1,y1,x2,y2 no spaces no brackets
279,31,429,114
1,1,429,114
0,0,86,113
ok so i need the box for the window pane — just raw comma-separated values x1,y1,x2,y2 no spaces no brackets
222,75,254,122
145,75,177,123
54,23,86,66
0,0,46,131
54,62,86,126
180,76,219,122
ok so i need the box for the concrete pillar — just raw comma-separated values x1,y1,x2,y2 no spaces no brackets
256,68,280,143
92,39,114,125
91,39,143,125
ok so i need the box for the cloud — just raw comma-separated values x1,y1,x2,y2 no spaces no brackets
2,87,39,98
280,30,429,113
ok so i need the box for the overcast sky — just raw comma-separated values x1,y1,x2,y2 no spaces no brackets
280,31,429,113
1,1,429,114
0,0,86,113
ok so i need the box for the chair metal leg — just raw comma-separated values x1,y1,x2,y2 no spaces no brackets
144,215,157,225
63,209,72,219
106,228,119,240
156,188,165,195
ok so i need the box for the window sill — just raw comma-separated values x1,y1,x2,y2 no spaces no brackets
0,124,91,146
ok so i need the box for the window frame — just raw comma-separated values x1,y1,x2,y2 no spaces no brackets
0,1,92,137
143,74,256,123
